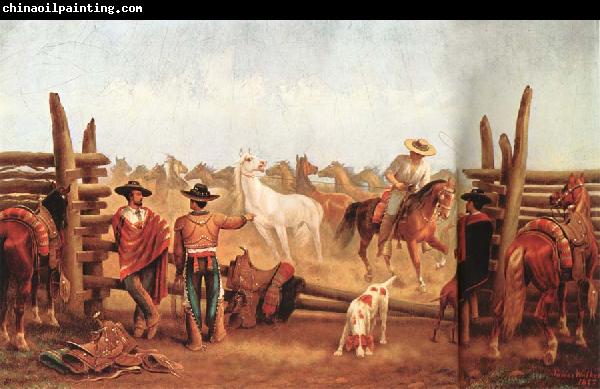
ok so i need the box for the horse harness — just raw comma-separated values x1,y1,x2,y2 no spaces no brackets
521,212,590,280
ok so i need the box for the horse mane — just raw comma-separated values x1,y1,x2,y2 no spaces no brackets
405,179,447,213
42,188,67,230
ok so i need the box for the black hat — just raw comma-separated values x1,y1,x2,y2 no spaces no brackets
180,183,220,202
460,188,491,205
114,180,152,197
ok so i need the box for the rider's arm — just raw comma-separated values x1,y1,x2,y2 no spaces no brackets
385,170,407,191
214,212,249,230
418,165,431,190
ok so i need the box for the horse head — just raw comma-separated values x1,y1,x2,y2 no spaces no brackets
550,173,587,211
43,185,70,230
145,163,166,181
317,162,336,178
266,161,284,177
238,151,267,177
186,162,214,182
113,156,133,173
436,179,455,220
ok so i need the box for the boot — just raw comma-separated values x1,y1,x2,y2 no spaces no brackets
210,299,227,343
185,310,203,351
377,215,396,257
133,306,145,338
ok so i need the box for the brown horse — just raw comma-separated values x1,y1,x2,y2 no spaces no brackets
336,179,455,286
0,186,69,351
489,173,598,366
264,160,296,194
318,161,378,201
295,155,353,231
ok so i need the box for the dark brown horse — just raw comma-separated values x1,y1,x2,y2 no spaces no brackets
295,155,353,231
489,173,598,365
0,186,69,351
336,179,455,286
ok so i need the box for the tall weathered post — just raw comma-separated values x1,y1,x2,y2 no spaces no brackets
493,86,532,304
50,92,84,316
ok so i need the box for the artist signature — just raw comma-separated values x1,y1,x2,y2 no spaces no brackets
547,368,599,387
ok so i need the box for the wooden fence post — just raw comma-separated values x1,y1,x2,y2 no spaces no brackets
492,86,532,305
50,92,84,317
81,118,106,317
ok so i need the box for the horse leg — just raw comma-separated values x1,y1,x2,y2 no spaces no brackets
306,223,324,263
575,283,588,348
14,279,31,351
0,265,8,345
557,281,570,336
46,269,58,327
407,240,425,291
534,289,559,365
427,234,449,270
255,223,282,261
30,268,41,324
358,234,373,282
431,299,444,342
489,297,503,359
274,225,292,263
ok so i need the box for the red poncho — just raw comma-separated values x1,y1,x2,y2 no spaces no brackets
112,206,170,304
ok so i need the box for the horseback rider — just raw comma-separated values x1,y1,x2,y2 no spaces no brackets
376,138,435,258
456,189,493,326
173,183,255,351
112,181,170,340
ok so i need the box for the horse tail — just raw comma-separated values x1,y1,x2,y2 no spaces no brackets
335,202,360,248
501,245,526,339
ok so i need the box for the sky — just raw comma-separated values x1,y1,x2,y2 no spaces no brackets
0,20,598,176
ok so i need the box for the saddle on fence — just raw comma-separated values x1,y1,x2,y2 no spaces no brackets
225,247,303,328
521,212,590,280
40,318,183,378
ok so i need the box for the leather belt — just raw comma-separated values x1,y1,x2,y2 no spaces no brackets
187,251,217,272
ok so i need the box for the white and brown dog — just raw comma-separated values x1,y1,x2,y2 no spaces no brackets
333,276,396,358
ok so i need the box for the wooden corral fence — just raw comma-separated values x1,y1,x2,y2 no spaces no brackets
459,86,600,341
0,93,111,317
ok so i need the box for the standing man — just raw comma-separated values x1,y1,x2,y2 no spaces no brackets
456,188,493,344
112,181,170,339
173,183,255,351
377,138,435,260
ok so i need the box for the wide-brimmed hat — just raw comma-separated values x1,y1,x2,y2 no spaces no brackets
114,180,152,197
460,188,492,205
180,183,220,201
404,138,437,156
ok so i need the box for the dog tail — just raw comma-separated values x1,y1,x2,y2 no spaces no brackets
381,275,397,288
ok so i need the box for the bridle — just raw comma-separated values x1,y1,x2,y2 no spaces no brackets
419,184,455,223
550,183,583,220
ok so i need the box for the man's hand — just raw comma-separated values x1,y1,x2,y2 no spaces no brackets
174,273,183,292
244,213,255,221
394,182,406,191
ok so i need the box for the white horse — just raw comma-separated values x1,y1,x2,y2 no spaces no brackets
235,151,324,263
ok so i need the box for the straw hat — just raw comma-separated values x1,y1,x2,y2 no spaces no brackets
404,138,437,156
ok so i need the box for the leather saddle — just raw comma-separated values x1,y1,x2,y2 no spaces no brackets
225,247,303,328
548,213,589,280
226,247,280,328
41,319,183,377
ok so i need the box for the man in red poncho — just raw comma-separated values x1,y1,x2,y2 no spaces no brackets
112,181,170,339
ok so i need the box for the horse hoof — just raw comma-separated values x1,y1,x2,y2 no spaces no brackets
0,331,9,345
333,350,343,356
489,347,500,359
48,317,60,327
15,337,29,352
575,339,588,348
558,327,570,337
31,316,42,324
430,337,438,343
417,284,427,293
543,350,557,366
364,273,373,283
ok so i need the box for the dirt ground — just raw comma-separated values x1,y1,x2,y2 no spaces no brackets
2,191,598,388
